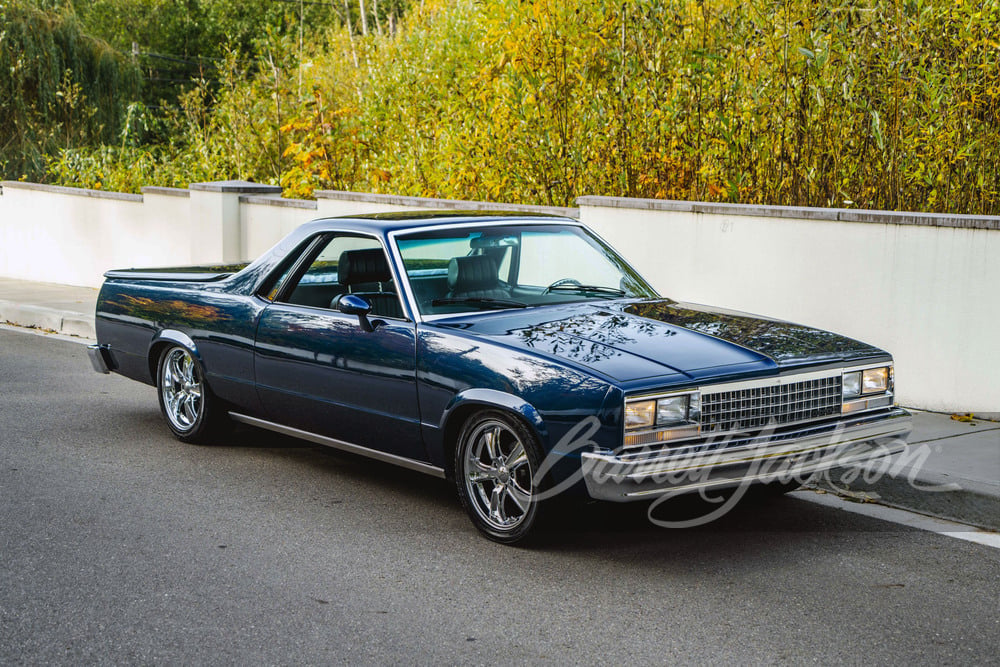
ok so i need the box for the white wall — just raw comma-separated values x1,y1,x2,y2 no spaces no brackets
241,196,318,260
578,199,1000,413
315,197,425,219
1,180,997,411
0,184,191,287
241,189,575,260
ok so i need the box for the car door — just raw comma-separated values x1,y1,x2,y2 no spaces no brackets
252,232,424,461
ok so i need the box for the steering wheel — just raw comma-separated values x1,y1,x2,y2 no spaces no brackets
542,278,581,294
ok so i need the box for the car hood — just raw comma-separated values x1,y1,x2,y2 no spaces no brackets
433,299,886,383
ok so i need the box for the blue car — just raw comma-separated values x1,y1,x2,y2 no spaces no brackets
89,213,912,543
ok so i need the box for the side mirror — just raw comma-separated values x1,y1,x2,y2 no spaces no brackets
337,294,375,332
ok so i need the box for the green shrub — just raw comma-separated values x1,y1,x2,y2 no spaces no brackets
0,1,140,181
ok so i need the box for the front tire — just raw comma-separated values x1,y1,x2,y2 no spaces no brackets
455,410,544,545
742,479,804,502
156,345,228,444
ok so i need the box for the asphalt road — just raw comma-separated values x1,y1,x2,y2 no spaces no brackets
1,328,998,665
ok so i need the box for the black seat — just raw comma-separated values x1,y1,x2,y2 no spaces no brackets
447,255,509,300
336,248,404,319
338,248,392,286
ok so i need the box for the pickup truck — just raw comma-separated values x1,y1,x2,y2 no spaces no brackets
89,212,912,543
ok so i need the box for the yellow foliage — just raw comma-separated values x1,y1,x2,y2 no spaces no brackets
52,0,1000,214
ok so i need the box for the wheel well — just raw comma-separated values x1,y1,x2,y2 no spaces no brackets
441,402,539,480
147,340,201,385
147,341,171,383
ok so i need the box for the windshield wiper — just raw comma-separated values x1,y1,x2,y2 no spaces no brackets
546,284,626,297
431,297,528,310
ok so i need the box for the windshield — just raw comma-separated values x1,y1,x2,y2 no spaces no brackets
394,223,658,316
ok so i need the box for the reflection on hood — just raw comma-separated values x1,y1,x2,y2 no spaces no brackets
624,300,884,364
437,299,887,383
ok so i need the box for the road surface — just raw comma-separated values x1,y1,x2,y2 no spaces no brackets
1,328,997,664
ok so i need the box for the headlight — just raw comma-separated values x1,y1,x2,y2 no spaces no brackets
624,400,656,429
624,391,701,446
625,392,700,431
843,371,862,399
843,366,890,399
862,367,889,394
656,395,689,425
842,365,893,414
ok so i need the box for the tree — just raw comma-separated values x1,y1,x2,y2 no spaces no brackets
0,1,140,181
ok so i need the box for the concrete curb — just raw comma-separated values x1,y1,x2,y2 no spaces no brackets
0,301,96,339
809,466,1000,532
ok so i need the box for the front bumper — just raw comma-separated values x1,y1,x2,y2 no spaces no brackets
581,408,911,502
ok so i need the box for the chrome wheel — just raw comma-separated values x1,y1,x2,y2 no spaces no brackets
462,419,534,531
160,347,203,432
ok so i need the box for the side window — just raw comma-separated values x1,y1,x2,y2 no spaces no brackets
260,237,317,301
278,235,405,319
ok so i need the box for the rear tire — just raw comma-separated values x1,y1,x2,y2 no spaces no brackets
156,345,229,444
455,410,545,545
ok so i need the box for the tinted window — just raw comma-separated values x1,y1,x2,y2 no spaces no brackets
278,235,405,319
395,224,656,315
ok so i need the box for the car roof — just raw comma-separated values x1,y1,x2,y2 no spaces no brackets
228,211,584,298
295,211,578,237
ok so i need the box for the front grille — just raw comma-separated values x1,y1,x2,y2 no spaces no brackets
701,375,842,433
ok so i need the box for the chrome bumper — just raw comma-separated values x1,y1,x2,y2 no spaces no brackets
87,344,111,374
581,409,912,502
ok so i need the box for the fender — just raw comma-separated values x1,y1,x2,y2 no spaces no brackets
146,329,201,381
441,388,548,444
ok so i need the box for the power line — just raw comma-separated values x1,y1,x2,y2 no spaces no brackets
138,52,267,69
140,52,224,66
146,77,221,84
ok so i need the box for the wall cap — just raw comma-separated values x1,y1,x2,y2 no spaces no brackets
315,189,579,218
140,186,190,198
240,194,317,209
575,195,1000,230
1,181,142,202
190,180,283,194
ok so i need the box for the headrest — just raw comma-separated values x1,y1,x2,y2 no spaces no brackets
448,255,500,292
338,248,392,285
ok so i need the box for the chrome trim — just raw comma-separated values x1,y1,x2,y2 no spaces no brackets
841,363,893,412
261,233,328,302
624,424,700,447
228,413,447,479
701,374,842,433
623,363,896,447
624,390,701,442
687,367,840,395
87,344,111,374
371,233,415,322
842,394,894,414
583,408,911,502
843,361,895,374
842,363,892,399
640,363,891,398
625,388,700,407
616,410,901,464
268,300,410,324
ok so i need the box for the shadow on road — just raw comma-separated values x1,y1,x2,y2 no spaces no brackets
199,422,909,556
